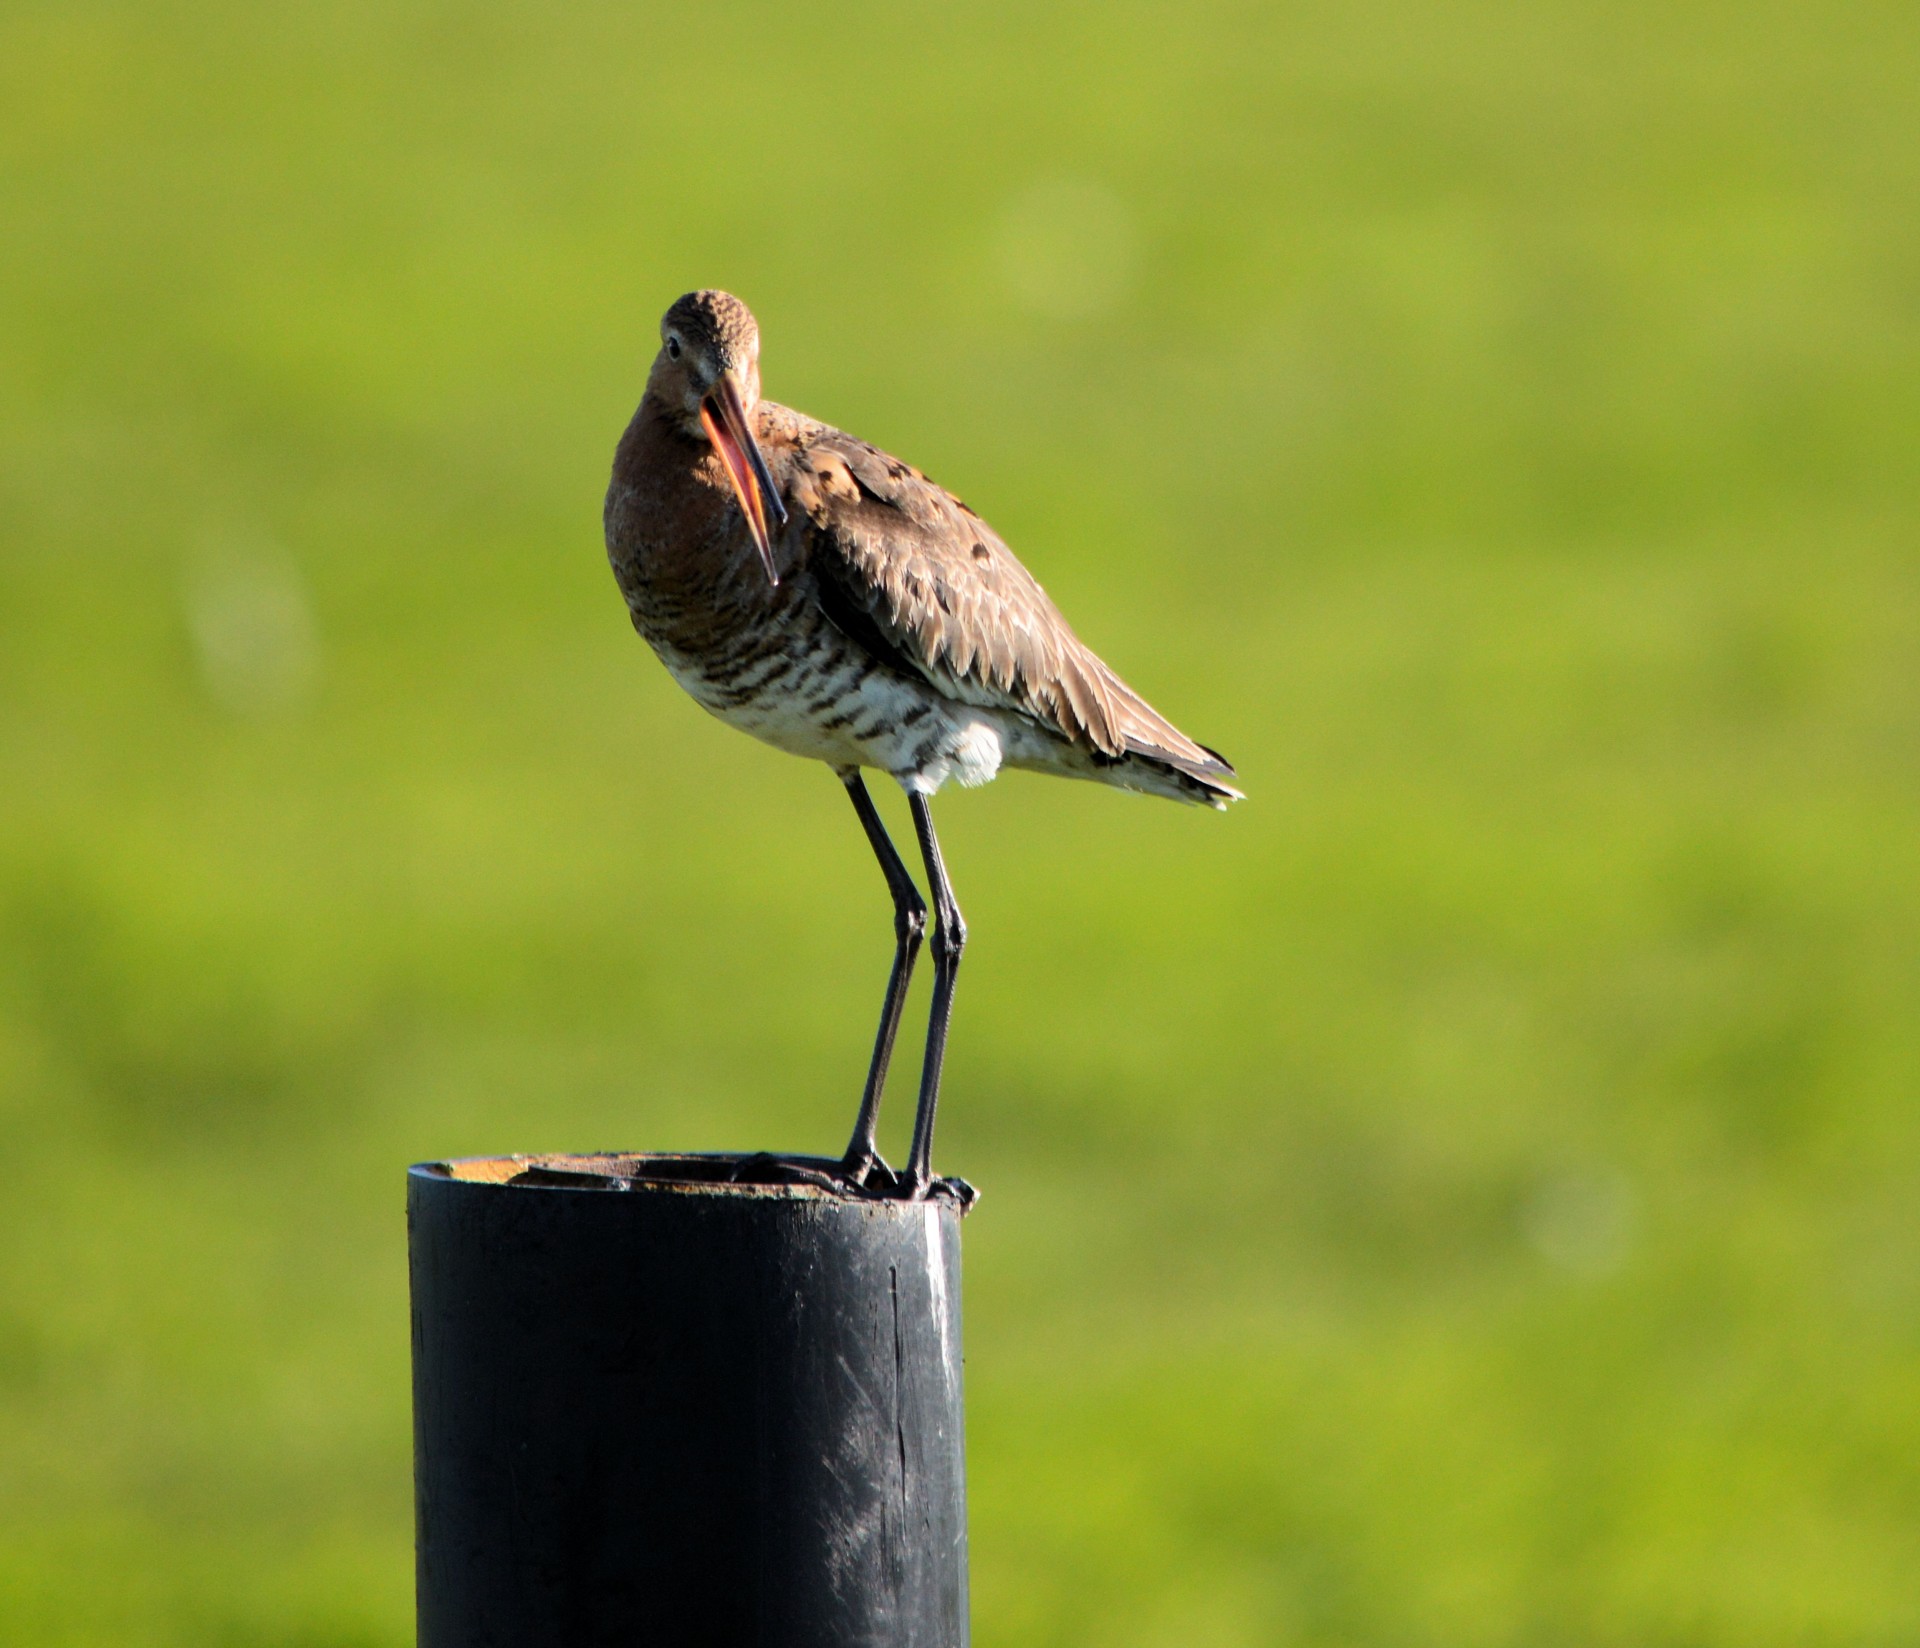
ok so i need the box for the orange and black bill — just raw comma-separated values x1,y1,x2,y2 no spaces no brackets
699,377,788,584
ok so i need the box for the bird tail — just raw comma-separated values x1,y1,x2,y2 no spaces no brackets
1120,741,1243,809
1096,665,1242,809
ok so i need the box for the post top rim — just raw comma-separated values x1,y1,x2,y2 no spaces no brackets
409,1151,977,1211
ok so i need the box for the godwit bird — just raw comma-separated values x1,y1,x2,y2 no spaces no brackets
605,290,1239,1197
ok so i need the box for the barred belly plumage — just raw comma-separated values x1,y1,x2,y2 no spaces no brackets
647,607,1008,795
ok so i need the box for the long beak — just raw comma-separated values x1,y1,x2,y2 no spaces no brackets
699,376,788,585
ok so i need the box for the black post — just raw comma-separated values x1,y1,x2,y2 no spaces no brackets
408,1153,972,1648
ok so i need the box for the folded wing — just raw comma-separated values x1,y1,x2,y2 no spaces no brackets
782,419,1237,791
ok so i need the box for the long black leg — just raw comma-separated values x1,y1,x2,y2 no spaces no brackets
905,792,966,1196
840,770,928,1183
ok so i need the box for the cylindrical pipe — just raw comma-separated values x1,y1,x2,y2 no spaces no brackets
409,1153,971,1648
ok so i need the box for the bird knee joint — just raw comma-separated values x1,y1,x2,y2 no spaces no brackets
897,903,928,943
935,913,967,960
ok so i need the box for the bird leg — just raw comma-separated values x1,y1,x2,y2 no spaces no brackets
905,792,966,1198
839,770,928,1186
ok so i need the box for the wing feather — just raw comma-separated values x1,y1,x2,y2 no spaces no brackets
778,413,1234,782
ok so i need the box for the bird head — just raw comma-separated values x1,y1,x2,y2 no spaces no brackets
649,289,787,584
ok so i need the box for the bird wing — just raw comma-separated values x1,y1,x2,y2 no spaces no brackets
779,415,1234,783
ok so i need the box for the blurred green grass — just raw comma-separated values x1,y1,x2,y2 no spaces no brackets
4,0,1919,1641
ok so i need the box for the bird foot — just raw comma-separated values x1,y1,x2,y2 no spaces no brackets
839,1147,893,1191
848,1152,978,1208
726,1151,975,1207
727,1152,847,1193
729,1150,902,1199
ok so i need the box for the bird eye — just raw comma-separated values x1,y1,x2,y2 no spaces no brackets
666,335,682,360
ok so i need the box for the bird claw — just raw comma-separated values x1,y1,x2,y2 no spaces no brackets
839,1148,895,1191
729,1151,912,1200
727,1152,846,1192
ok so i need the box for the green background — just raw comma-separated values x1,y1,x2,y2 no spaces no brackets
4,1,1918,1642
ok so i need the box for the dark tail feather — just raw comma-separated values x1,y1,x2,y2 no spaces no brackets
1124,738,1243,809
